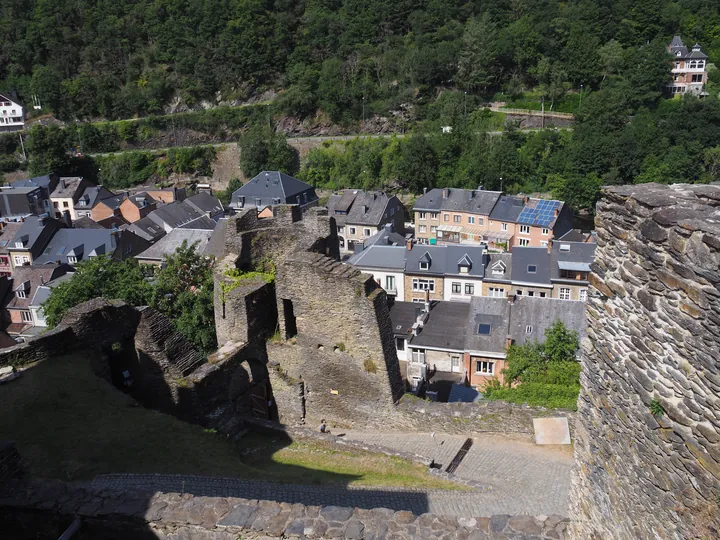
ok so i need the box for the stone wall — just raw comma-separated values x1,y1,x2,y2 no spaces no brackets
570,183,720,539
0,441,22,485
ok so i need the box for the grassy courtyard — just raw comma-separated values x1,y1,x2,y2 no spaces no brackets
0,355,459,490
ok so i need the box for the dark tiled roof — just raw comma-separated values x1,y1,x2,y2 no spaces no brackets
389,300,470,351
10,216,65,254
510,247,551,285
331,190,358,213
147,201,204,230
489,195,525,222
347,245,406,271
33,228,119,264
179,215,217,230
405,245,486,277
125,193,157,209
127,216,166,242
0,222,23,253
186,192,224,215
550,241,596,280
508,296,586,346
465,296,511,354
345,191,397,227
96,193,128,210
50,177,86,199
11,175,54,190
72,217,105,229
4,264,70,310
413,188,502,215
231,171,318,208
136,229,214,262
485,253,512,282
75,186,115,211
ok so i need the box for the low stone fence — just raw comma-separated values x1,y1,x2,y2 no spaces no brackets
0,479,570,539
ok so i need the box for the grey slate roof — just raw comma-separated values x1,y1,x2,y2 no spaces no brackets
413,188,502,215
126,216,166,242
669,36,708,60
50,177,86,199
231,171,318,209
179,215,217,230
484,253,512,282
510,247,551,285
0,222,23,253
347,245,406,271
11,175,54,190
75,186,114,211
10,216,65,256
465,296,511,354
405,245,486,277
489,195,525,222
508,296,586,346
147,201,205,230
364,225,406,248
33,228,119,265
550,241,596,280
186,192,224,216
389,300,470,351
344,191,396,227
96,193,128,211
328,190,358,213
135,228,214,262
72,217,105,229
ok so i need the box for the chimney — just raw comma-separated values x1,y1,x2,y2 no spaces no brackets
61,179,66,189
554,208,559,217
508,293,516,305
547,240,553,253
423,187,427,195
524,196,529,205
442,188,450,199
505,335,513,350
406,239,413,251
477,185,484,191
468,190,473,200
424,290,430,313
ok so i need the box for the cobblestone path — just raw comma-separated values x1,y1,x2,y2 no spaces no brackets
341,431,573,515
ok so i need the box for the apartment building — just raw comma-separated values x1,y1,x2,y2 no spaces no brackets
49,177,93,222
413,188,573,251
0,92,24,132
328,190,404,250
231,171,318,217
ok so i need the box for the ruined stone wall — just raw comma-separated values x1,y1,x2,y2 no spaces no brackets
570,184,720,539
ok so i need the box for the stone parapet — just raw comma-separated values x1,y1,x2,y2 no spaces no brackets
570,183,720,539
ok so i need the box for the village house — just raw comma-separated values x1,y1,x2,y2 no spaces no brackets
1,264,74,339
126,216,167,243
92,192,158,224
185,192,225,221
413,188,574,251
230,171,318,217
0,222,23,277
31,227,149,266
480,253,512,297
509,247,553,298
550,240,595,301
135,228,214,266
141,187,186,204
73,185,116,219
0,185,47,221
146,200,217,233
8,215,66,269
0,91,24,132
667,36,708,96
327,190,405,250
346,225,407,298
49,177,94,222
389,294,586,394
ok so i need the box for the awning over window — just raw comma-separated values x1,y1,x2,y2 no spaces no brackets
479,230,514,241
437,224,463,233
557,261,592,272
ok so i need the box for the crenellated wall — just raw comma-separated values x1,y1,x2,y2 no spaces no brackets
570,183,720,539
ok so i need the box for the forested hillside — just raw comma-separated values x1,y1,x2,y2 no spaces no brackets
2,0,720,121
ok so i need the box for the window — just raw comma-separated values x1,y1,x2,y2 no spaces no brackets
349,227,356,235
520,225,530,234
516,290,523,296
526,325,533,334
527,265,537,273
16,289,26,299
390,208,395,216
396,337,405,351
501,223,508,231
452,282,461,294
412,278,435,292
255,198,262,206
444,214,449,222
492,263,505,276
692,74,703,83
21,311,32,322
272,197,281,204
67,256,77,264
459,265,468,273
468,216,475,224
363,228,371,236
477,217,484,226
63,201,69,208
386,276,396,291
419,225,427,233
451,356,460,372
478,323,491,335
539,292,546,298
560,287,571,300
430,226,437,233
542,228,549,236
53,202,59,208
519,238,530,247
579,289,587,302
560,244,570,252
411,348,426,364
13,255,29,266
430,213,439,220
465,283,474,295
419,261,429,270
337,226,344,233
528,291,535,297
475,361,494,375
419,212,427,220
489,287,506,298
453,215,461,223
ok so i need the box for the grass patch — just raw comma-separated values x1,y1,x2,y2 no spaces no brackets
484,382,580,411
0,355,459,490
240,435,466,490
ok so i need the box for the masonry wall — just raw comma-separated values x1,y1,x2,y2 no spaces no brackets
569,184,720,539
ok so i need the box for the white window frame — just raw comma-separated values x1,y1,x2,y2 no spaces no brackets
501,223,508,231
464,283,474,295
519,238,530,247
411,348,426,364
540,241,548,247
430,226,437,233
16,289,26,299
468,216,475,224
560,287,571,300
430,213,439,220
21,311,33,322
541,228,549,236
489,287,506,298
492,263,505,276
520,225,530,235
67,256,78,264
560,244,570,252
419,212,427,220
349,227,356,235
579,289,587,302
452,282,461,294
475,360,495,375
412,278,435,292
386,275,396,292
419,261,429,270
526,325,533,334
363,228,371,237
14,255,30,266
419,225,427,233
451,355,461,372
453,215,461,223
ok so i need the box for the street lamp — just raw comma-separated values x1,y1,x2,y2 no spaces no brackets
500,176,503,192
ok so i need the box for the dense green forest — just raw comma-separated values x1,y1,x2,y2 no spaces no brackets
2,0,720,120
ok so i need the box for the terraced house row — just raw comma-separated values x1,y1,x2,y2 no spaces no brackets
413,187,574,251
347,226,595,304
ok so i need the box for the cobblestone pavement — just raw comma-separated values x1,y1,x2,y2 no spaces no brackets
92,461,568,517
341,431,573,515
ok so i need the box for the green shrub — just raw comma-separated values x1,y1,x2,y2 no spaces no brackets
649,399,665,418
484,382,580,410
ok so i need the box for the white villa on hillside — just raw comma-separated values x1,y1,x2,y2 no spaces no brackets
0,92,24,132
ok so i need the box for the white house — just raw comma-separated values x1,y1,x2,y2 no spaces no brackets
0,92,24,132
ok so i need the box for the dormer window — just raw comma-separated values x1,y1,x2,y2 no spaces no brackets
458,254,472,274
478,324,491,335
420,261,429,270
67,256,77,264
272,198,281,204
492,261,506,275
419,252,432,270
527,265,537,273
255,198,262,206
16,289,26,299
